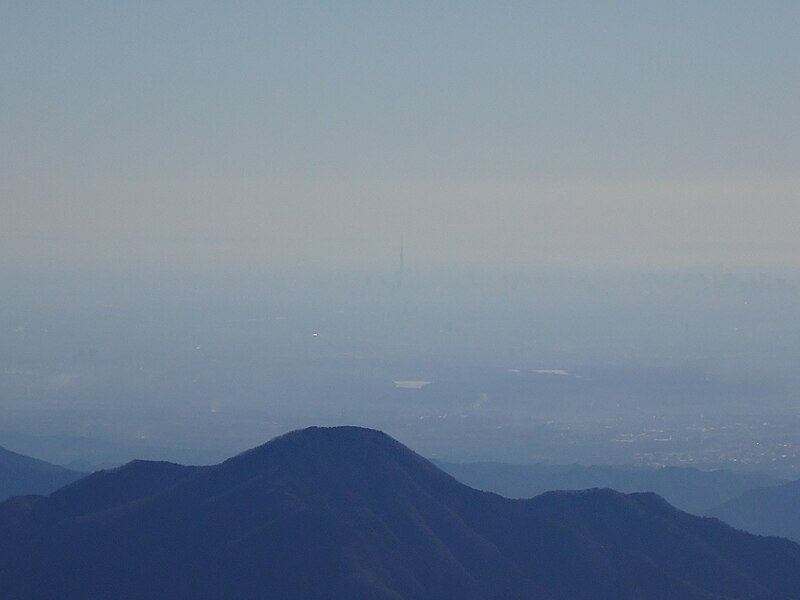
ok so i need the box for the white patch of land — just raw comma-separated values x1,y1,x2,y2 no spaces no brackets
393,380,432,389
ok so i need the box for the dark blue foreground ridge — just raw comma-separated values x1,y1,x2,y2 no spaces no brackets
1,425,799,600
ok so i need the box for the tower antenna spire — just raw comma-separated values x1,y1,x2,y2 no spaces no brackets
399,237,405,287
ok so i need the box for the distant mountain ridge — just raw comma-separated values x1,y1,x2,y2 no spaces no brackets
1,426,800,599
435,460,782,514
0,444,84,501
705,478,800,543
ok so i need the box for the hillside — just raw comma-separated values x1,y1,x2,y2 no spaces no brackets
435,460,781,514
0,444,84,501
1,426,799,599
705,478,800,543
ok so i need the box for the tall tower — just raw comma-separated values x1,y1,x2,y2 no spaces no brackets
398,237,405,288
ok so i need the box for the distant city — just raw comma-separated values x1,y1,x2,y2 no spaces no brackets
2,268,798,477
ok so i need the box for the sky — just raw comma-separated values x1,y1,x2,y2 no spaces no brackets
3,1,800,273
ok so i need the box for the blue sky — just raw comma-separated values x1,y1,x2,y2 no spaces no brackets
3,2,799,271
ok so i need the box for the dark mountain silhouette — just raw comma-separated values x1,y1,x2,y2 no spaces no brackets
0,444,84,501
705,478,800,543
1,426,800,599
435,460,782,514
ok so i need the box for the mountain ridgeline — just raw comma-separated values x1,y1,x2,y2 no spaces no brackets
705,478,800,543
0,445,84,502
435,460,782,514
1,426,800,599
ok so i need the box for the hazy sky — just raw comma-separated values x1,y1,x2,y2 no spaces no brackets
3,2,799,272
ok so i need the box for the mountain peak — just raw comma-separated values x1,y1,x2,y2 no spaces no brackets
219,425,461,501
225,425,430,474
4,427,800,599
236,425,399,456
